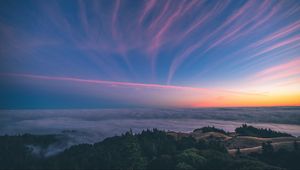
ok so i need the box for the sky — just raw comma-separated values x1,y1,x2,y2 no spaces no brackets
0,0,300,109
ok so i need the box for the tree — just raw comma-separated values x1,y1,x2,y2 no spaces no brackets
175,162,195,170
262,141,273,155
293,141,299,151
235,147,241,156
148,155,175,170
176,148,206,169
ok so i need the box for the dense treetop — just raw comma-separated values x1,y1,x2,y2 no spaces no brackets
0,125,299,170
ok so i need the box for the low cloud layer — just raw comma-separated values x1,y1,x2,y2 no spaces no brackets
1,107,300,156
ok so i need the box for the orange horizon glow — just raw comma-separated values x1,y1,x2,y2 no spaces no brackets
2,72,299,108
1,0,300,109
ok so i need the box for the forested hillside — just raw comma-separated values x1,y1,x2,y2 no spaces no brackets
0,126,299,170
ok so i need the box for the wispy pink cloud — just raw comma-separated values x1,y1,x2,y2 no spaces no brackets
78,0,89,38
147,0,205,56
247,35,300,61
0,73,211,92
111,0,121,39
147,1,171,33
238,1,281,37
180,0,228,40
148,1,181,56
205,0,273,51
254,22,300,48
167,0,254,83
195,5,300,77
255,58,300,78
252,58,300,83
139,0,156,24
202,1,287,71
167,42,199,84
205,22,300,75
0,73,269,99
212,23,300,74
277,78,300,87
3,0,300,92
180,0,201,14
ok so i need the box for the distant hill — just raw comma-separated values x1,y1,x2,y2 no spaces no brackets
235,124,292,138
193,126,228,134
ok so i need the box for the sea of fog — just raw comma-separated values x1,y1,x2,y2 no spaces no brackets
1,107,300,138
1,107,300,156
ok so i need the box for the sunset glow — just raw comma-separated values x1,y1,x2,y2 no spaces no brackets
0,0,299,108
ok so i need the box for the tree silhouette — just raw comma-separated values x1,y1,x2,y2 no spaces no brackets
262,141,274,155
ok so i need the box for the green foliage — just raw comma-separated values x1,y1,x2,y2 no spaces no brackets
262,141,274,155
236,147,241,156
228,159,283,170
250,147,300,170
0,134,58,170
138,129,177,159
148,154,175,170
176,148,206,169
193,126,227,134
235,124,292,138
199,150,233,170
175,162,195,170
293,141,299,150
0,128,299,170
177,136,197,150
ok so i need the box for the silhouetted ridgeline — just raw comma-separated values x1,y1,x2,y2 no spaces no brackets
235,124,292,138
193,126,228,135
0,125,299,170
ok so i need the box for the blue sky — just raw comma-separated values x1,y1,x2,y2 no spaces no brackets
0,0,300,108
